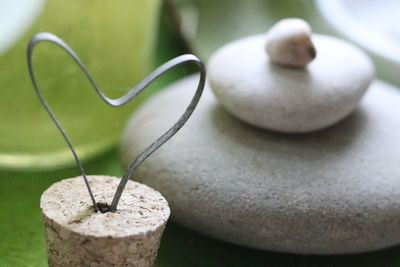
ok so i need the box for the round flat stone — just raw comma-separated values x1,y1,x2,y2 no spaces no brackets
121,75,400,254
208,34,374,133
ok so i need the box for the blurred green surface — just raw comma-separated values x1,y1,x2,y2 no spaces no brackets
2,1,400,266
0,0,160,170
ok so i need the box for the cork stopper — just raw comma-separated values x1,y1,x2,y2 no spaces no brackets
40,175,170,267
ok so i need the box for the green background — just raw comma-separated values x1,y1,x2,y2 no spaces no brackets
2,1,400,266
0,0,160,170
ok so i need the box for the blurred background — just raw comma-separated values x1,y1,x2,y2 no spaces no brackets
0,0,399,266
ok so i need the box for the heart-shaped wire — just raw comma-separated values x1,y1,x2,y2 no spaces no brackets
27,32,205,213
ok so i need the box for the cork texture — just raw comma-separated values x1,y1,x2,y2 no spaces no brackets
40,175,170,266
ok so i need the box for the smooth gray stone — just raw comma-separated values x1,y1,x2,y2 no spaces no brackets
208,34,374,133
121,75,400,254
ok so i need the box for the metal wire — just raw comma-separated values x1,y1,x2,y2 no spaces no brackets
27,32,206,212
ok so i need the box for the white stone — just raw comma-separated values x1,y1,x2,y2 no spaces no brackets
121,75,400,254
208,34,374,133
265,18,315,67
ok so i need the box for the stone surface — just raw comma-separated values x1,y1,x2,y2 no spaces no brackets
41,175,170,267
121,75,400,254
208,34,374,133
